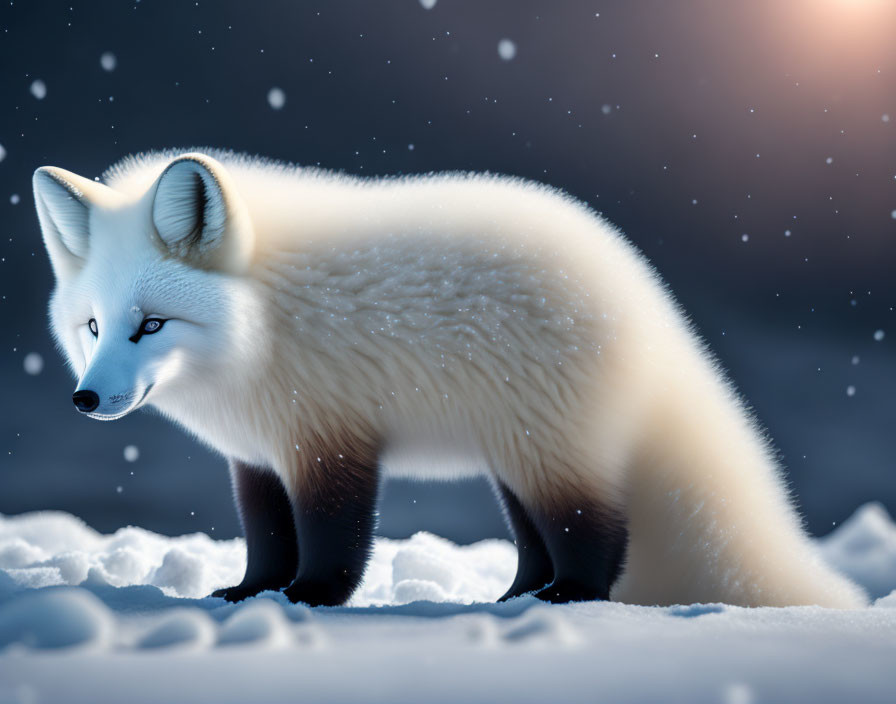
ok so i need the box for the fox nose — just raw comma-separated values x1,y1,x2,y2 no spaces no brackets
72,390,100,413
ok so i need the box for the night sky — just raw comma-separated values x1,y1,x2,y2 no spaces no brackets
0,0,893,541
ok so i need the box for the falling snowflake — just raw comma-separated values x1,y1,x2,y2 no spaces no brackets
497,39,517,61
100,52,117,72
30,79,47,100
267,87,286,110
23,353,44,375
123,445,140,462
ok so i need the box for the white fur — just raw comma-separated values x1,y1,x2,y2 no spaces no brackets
34,149,867,608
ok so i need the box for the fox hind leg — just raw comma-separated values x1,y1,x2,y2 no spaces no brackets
530,495,628,604
494,480,554,600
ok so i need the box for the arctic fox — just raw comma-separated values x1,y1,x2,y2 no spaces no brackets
33,149,866,608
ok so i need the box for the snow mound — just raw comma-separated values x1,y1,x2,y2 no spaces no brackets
0,504,894,703
0,511,244,598
818,502,896,600
0,588,112,651
216,600,293,648
356,532,516,606
0,513,516,606
3,504,895,610
137,609,215,650
0,502,892,657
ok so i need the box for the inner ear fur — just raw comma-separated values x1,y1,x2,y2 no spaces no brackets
32,166,117,278
150,153,254,273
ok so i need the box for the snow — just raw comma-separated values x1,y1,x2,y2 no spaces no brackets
419,0,437,10
498,39,517,61
0,589,113,651
21,353,43,376
29,80,46,100
818,503,896,600
873,329,885,341
100,52,117,72
123,445,139,463
0,512,513,604
0,504,895,702
0,143,6,162
267,87,286,110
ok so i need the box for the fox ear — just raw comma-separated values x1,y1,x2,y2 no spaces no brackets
150,153,253,273
33,167,116,279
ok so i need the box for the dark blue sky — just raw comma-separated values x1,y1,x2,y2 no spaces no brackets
0,0,893,540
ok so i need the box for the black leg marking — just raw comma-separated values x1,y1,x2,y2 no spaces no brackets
211,461,299,602
531,500,628,604
494,481,554,600
283,451,380,607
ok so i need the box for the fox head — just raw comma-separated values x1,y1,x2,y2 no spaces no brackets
34,152,258,420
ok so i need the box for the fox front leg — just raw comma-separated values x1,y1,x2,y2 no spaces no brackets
283,447,381,607
212,461,299,602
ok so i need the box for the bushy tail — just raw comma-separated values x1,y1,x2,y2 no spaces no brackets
611,358,868,609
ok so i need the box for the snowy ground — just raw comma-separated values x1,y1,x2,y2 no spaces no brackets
0,504,895,703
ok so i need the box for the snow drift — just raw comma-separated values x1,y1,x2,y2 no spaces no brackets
0,503,894,703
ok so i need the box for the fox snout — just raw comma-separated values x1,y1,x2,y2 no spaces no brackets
72,384,155,419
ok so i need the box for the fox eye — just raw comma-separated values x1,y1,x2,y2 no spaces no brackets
142,319,164,334
129,317,167,343
88,318,98,337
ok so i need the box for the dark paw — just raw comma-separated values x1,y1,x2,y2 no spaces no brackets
498,580,551,602
210,583,267,602
283,577,353,607
533,579,605,604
